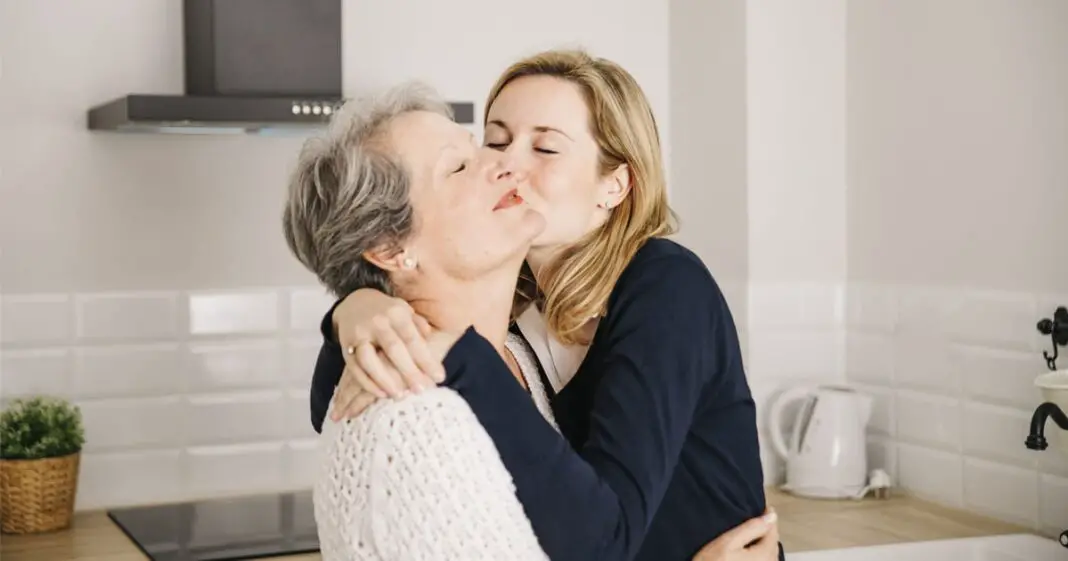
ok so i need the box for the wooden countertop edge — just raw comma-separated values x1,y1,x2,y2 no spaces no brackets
0,487,1050,560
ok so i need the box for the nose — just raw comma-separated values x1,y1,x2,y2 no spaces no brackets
480,147,526,183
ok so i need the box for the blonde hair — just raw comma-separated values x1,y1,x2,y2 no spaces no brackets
487,49,677,344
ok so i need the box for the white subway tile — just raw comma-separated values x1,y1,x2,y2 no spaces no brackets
897,442,963,507
185,391,287,445
956,345,1046,409
286,390,316,439
893,333,959,394
895,390,961,451
1039,445,1068,478
73,344,184,398
963,457,1039,527
188,290,279,335
186,442,285,498
285,338,321,390
75,292,179,341
748,282,844,328
78,397,185,452
1038,474,1068,537
186,340,282,392
1,349,71,398
285,439,319,489
947,290,1038,352
867,434,897,480
746,329,844,381
76,450,184,510
846,283,897,332
288,288,335,332
853,383,895,437
896,286,961,337
845,333,895,386
963,401,1039,468
0,294,71,344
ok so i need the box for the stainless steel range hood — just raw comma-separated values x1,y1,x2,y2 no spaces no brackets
87,0,474,135
87,95,475,136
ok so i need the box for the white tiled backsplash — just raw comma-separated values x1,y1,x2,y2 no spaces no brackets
746,282,1067,536
846,283,1068,537
3,280,1067,538
0,287,335,510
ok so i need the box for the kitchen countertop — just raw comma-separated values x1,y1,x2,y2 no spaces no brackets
0,487,1034,560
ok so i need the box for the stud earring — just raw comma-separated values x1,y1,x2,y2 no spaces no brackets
602,200,614,210
402,256,417,270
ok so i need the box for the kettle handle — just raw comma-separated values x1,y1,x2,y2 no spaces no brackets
767,386,817,460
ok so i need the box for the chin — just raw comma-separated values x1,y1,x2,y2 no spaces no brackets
519,208,548,238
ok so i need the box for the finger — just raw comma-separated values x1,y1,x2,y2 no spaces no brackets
414,314,433,337
374,312,430,391
330,367,357,421
722,511,776,550
342,389,379,418
391,311,445,383
743,524,780,561
356,341,406,397
352,362,386,398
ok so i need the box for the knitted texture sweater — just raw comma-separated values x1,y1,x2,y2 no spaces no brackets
313,333,554,561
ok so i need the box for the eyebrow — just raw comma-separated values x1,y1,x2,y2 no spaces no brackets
486,119,573,141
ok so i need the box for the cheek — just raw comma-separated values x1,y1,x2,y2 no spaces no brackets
529,161,597,210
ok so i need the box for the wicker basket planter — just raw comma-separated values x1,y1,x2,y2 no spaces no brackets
0,452,81,534
0,396,86,535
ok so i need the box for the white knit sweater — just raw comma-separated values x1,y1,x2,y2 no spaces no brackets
313,333,555,561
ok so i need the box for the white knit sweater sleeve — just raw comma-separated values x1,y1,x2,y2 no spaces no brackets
316,387,549,561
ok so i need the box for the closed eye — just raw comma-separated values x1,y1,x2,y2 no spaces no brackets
485,142,556,155
452,162,467,174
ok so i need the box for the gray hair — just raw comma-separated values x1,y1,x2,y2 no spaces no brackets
282,82,454,297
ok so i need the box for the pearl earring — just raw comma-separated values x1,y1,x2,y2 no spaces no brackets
402,256,417,270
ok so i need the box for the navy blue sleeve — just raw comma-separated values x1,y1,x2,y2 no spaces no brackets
441,255,723,561
310,299,345,434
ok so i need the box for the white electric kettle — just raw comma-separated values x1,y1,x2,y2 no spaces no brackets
768,385,873,499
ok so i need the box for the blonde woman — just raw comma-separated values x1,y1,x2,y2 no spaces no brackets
311,50,781,561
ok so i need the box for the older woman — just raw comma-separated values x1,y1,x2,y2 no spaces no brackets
282,83,553,560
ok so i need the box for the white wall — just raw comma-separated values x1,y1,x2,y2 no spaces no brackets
0,0,669,510
742,0,849,484
846,0,1068,536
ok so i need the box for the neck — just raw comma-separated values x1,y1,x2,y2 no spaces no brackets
402,263,520,353
524,244,564,287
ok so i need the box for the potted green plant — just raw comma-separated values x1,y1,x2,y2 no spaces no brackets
0,396,86,534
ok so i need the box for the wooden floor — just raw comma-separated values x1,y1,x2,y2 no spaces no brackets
0,488,1034,560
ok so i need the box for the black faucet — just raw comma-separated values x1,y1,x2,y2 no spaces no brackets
1025,402,1068,451
1028,306,1068,548
1027,403,1068,549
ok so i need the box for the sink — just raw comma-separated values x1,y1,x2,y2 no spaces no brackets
788,534,1065,560
1035,369,1068,459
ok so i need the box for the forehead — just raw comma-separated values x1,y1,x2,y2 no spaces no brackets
488,75,590,127
385,111,467,172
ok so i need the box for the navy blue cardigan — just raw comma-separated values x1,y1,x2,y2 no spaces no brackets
309,239,774,561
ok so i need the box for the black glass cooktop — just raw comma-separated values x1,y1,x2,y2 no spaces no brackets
107,491,319,561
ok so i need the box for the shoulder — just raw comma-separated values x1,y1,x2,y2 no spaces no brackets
367,388,479,433
323,388,481,451
609,238,725,308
